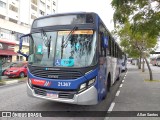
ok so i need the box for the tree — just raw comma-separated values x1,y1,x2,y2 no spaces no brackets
113,22,157,80
111,0,159,80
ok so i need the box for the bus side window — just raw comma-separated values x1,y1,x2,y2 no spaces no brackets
99,32,106,57
108,36,111,56
113,40,116,57
111,40,114,57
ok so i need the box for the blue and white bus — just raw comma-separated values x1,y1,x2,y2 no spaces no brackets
18,12,122,105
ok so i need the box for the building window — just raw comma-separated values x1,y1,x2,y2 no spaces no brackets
17,56,23,61
53,1,56,5
40,0,45,7
0,1,6,8
31,14,37,19
9,4,18,12
31,0,37,5
47,5,50,9
22,36,29,43
0,28,17,41
53,9,55,13
9,18,17,23
39,10,45,15
0,14,5,19
31,4,37,11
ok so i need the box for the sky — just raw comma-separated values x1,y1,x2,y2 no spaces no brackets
57,0,115,32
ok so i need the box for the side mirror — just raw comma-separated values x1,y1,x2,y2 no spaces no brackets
17,34,30,58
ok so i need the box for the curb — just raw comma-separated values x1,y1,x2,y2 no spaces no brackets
0,79,26,86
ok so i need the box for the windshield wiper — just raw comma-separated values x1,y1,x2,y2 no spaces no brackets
41,29,52,58
47,36,51,58
61,26,78,48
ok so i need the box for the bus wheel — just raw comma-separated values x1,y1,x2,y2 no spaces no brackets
102,75,110,100
102,80,107,100
117,69,120,81
19,72,25,78
107,75,111,92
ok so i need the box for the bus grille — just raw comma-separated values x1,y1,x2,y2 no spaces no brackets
33,86,75,99
29,67,82,79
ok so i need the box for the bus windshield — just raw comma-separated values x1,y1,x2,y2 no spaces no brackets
28,30,97,67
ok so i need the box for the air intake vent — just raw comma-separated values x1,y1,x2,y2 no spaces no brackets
29,66,83,79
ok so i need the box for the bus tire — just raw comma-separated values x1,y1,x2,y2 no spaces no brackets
102,74,110,100
117,69,120,81
107,74,111,92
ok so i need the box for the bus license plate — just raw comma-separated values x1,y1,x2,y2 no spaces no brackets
46,92,58,99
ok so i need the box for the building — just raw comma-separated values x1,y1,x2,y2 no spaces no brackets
0,0,57,63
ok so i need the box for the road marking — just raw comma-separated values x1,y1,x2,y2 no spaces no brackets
108,102,115,112
120,84,123,88
105,71,127,120
116,90,120,96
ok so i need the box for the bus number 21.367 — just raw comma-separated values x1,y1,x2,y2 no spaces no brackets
58,82,71,87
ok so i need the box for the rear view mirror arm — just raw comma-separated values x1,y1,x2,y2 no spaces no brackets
18,34,30,58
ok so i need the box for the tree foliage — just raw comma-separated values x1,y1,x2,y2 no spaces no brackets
111,0,159,80
115,22,157,58
111,0,159,57
111,0,160,37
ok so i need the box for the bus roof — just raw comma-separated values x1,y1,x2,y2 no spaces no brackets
31,12,122,51
34,12,98,21
31,12,99,29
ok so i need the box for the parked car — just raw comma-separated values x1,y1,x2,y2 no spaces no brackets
150,57,157,66
4,62,28,78
1,62,17,76
156,57,160,66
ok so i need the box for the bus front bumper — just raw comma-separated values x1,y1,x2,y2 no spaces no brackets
27,83,98,105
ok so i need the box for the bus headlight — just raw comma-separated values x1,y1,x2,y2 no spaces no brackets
88,78,96,86
79,83,87,92
79,78,96,93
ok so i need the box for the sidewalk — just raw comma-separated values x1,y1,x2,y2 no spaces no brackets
0,76,27,86
107,63,160,120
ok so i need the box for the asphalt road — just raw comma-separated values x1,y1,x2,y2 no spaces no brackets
0,72,126,120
